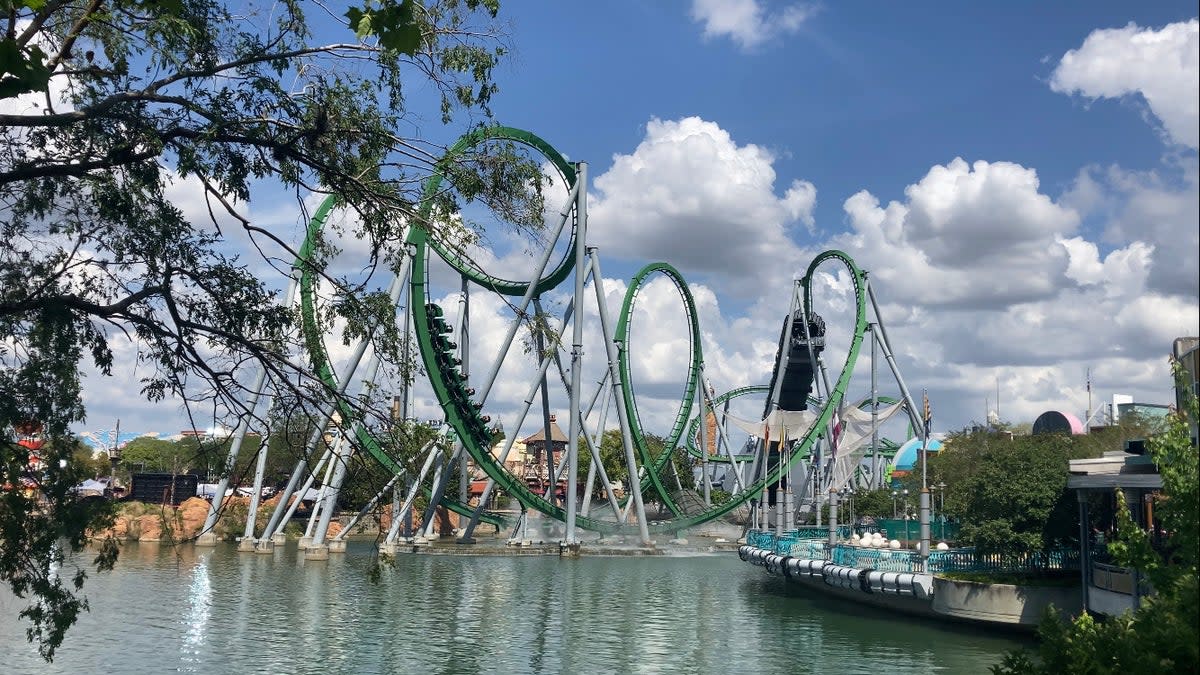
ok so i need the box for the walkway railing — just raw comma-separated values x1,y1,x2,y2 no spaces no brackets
864,519,959,541
745,529,1080,575
928,547,1080,574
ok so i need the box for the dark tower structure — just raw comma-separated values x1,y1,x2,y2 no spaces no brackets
762,310,826,508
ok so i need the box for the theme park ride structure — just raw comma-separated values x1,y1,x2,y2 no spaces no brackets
198,126,931,556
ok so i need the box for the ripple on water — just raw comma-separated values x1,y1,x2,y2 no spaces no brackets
0,542,1028,674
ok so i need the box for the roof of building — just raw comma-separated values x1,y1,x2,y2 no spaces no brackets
521,415,568,444
1067,450,1161,490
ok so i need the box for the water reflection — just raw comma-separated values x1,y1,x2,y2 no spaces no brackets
0,543,1026,674
181,553,212,669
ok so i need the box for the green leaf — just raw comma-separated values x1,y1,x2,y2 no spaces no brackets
345,0,422,55
0,40,51,99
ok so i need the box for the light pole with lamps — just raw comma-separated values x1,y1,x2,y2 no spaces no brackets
891,489,899,518
903,488,911,543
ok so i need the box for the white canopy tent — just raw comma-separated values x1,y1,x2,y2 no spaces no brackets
720,398,907,491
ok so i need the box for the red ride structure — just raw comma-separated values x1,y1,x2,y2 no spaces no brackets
9,420,46,496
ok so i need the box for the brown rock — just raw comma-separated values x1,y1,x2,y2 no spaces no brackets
136,513,164,541
178,497,211,539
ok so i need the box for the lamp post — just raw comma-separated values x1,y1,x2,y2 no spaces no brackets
849,488,855,534
892,490,899,519
840,487,854,534
903,488,911,543
935,481,947,539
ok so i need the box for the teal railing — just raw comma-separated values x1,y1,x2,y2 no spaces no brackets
745,529,1080,574
927,547,1080,573
832,546,922,572
746,530,775,549
866,519,959,542
788,539,829,560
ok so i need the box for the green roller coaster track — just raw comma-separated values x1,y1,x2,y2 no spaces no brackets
297,196,506,528
300,125,880,536
613,262,703,518
422,126,577,298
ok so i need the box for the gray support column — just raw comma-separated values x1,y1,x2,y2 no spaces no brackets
474,181,580,406
197,365,270,545
334,470,404,542
700,373,746,494
919,488,931,569
260,254,410,540
302,440,340,544
580,375,611,518
580,452,598,518
866,282,925,437
419,448,452,539
534,328,556,504
587,248,652,545
460,294,619,540
383,442,440,545
828,488,839,547
241,420,273,544
308,433,354,554
1078,491,1091,614
270,446,331,539
261,438,318,545
563,161,587,546
870,323,880,488
390,477,401,535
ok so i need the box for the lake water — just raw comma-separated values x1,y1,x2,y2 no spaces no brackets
0,541,1027,674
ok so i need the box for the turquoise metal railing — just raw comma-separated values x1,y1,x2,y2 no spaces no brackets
788,539,829,560
746,530,776,549
927,547,1080,573
744,529,1081,575
868,519,959,541
832,546,923,572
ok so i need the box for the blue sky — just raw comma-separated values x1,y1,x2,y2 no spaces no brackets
60,1,1199,444
492,2,1191,227
465,1,1199,431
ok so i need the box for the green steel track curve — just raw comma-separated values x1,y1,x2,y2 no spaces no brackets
297,196,506,528
612,262,704,517
421,126,578,298
410,137,874,534
299,123,878,535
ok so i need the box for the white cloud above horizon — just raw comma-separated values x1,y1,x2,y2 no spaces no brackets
689,0,818,50
1050,19,1200,149
588,116,816,298
59,9,1200,451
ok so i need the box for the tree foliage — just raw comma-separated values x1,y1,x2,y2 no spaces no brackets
992,362,1199,673
1,0,531,660
847,487,896,520
906,419,1146,555
592,428,689,503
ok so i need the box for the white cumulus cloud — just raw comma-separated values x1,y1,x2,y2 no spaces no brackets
690,0,817,50
589,116,816,297
835,158,1079,309
1050,19,1200,149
